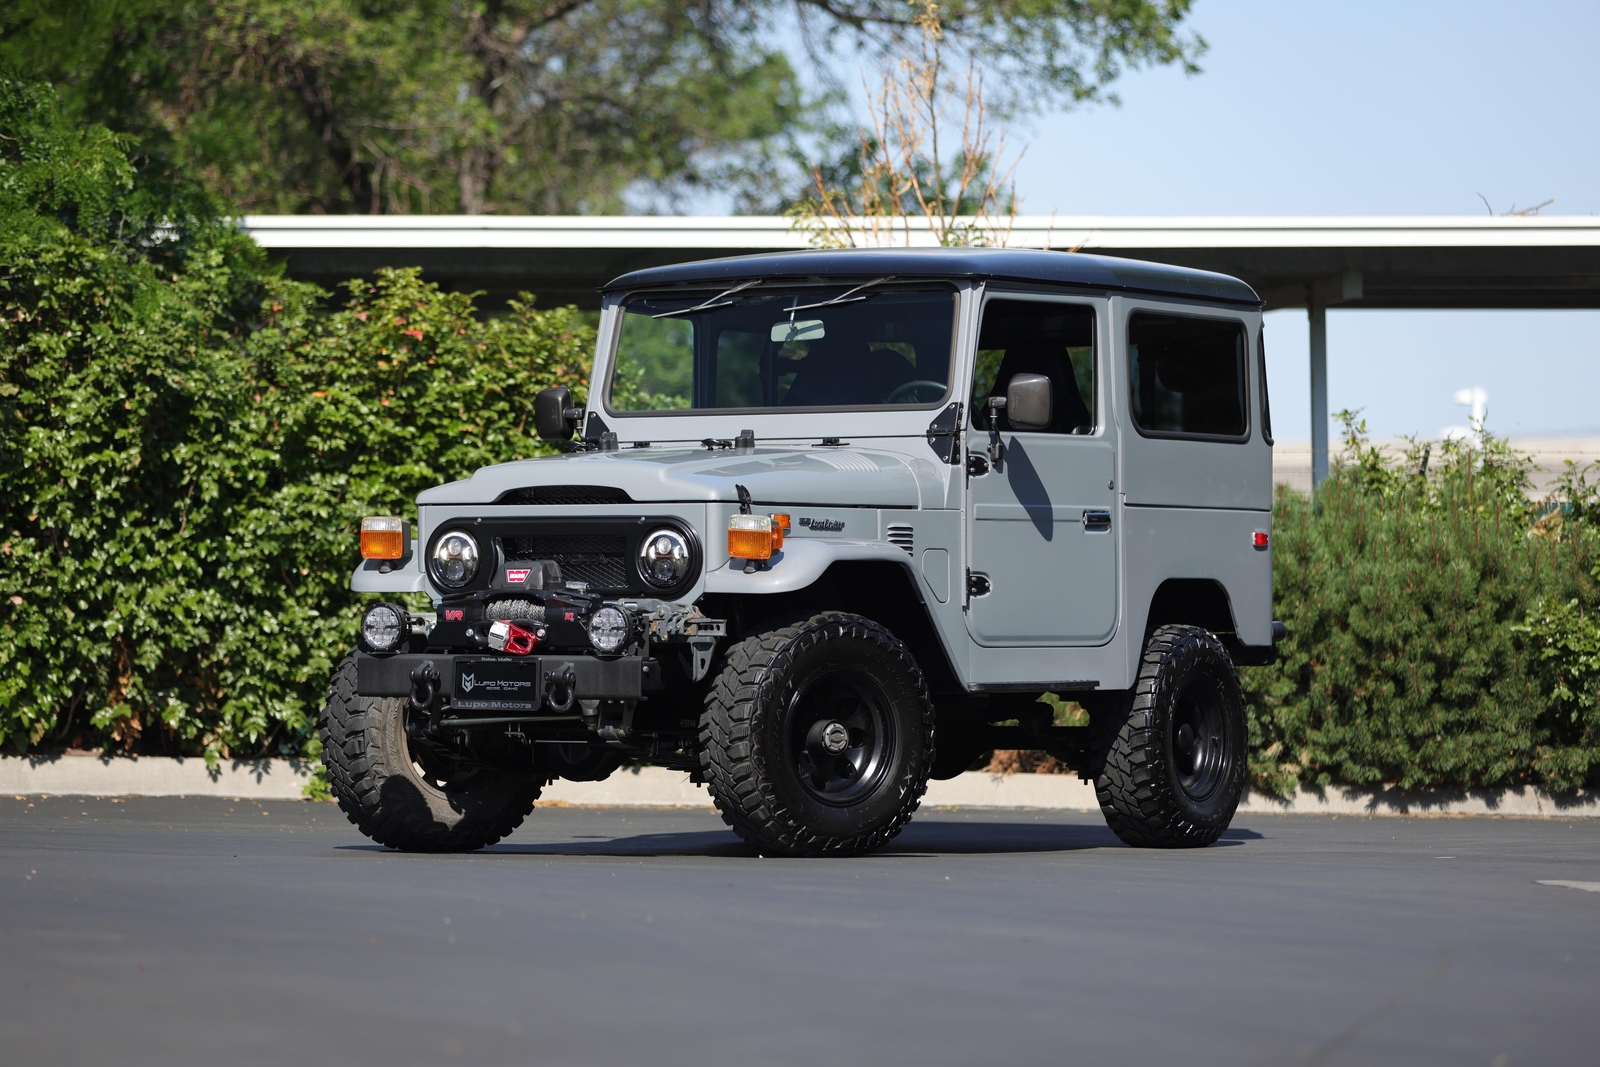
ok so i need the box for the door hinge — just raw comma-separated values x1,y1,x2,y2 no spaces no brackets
925,402,964,465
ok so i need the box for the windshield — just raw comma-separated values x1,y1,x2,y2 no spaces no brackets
606,285,956,413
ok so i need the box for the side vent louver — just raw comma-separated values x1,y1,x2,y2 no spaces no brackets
886,524,915,555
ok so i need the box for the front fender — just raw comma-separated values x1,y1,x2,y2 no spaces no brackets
702,538,913,594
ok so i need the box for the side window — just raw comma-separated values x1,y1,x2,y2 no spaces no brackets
970,299,1095,434
1127,312,1248,439
1258,326,1273,445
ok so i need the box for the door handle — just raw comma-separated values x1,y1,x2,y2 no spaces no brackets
1083,509,1111,532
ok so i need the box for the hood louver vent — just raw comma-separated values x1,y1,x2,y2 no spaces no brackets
886,524,914,555
496,485,634,506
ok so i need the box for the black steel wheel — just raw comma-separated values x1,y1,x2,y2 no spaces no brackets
321,653,540,852
1091,625,1246,848
1172,683,1228,804
789,669,895,804
699,612,934,856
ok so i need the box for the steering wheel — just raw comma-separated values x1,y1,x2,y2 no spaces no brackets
886,380,946,404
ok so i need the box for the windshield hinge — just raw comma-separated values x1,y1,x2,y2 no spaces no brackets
925,402,963,465
582,412,616,451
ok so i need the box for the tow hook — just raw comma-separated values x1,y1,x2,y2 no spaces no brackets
544,663,577,713
408,661,441,714
406,660,443,739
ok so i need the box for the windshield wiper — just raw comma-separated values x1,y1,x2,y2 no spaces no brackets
783,277,896,314
651,279,762,319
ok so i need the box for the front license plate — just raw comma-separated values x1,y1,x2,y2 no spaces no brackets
452,658,543,712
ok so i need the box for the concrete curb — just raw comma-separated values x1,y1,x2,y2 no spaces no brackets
0,755,317,799
4,757,1596,816
1235,783,1600,818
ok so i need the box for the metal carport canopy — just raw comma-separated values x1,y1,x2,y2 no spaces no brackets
241,214,1600,485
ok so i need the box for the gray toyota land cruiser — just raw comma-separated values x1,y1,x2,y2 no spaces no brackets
323,247,1282,855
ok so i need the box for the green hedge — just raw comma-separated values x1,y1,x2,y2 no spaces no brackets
1243,419,1600,794
0,77,590,761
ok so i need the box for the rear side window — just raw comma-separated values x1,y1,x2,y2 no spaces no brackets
1258,326,1273,445
1127,313,1248,439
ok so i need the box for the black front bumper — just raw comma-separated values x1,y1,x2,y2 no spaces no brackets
356,652,645,712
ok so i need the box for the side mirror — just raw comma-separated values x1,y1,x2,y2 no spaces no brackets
535,386,580,442
1005,372,1052,431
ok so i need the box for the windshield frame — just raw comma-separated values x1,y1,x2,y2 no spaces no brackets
599,280,962,419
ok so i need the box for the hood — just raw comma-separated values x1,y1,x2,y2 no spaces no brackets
416,446,927,508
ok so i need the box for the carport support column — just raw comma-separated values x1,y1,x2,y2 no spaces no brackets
1308,299,1329,489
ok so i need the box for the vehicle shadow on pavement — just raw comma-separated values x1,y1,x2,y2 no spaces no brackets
883,820,1122,854
336,820,1263,857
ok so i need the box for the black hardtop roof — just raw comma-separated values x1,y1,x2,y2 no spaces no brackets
603,247,1260,306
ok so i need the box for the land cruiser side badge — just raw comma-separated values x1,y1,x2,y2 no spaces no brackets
799,517,845,532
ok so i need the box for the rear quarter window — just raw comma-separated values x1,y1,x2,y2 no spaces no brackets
1127,312,1248,439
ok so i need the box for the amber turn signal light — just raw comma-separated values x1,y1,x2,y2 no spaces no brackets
728,514,775,560
769,513,790,548
361,516,407,560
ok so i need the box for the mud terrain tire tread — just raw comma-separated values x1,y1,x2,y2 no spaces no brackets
698,613,934,856
1093,624,1246,849
320,652,540,852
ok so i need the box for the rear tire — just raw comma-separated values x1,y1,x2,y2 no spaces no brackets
320,653,540,852
699,613,934,856
1092,625,1246,848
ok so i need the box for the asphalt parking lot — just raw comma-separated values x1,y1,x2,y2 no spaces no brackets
1,795,1596,1066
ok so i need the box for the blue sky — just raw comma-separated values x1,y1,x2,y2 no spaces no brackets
1007,0,1600,440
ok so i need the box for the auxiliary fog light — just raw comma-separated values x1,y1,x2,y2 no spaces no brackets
588,607,631,654
361,603,409,652
727,514,775,560
360,516,407,560
431,530,479,587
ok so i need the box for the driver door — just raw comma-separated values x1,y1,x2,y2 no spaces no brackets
964,296,1118,646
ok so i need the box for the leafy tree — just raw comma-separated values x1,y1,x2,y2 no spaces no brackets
1,76,590,759
2,1,1203,214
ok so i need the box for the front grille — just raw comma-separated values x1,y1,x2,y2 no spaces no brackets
496,485,634,506
502,534,629,590
886,524,915,555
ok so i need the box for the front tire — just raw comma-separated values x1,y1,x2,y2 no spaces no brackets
320,653,541,852
1092,625,1246,848
699,613,934,856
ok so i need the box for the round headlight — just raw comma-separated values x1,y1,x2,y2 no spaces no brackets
588,606,630,654
361,603,407,652
638,528,691,589
430,530,479,587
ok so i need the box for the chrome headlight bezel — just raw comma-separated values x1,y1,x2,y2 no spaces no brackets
360,602,408,653
429,529,480,588
588,606,631,654
637,527,693,590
